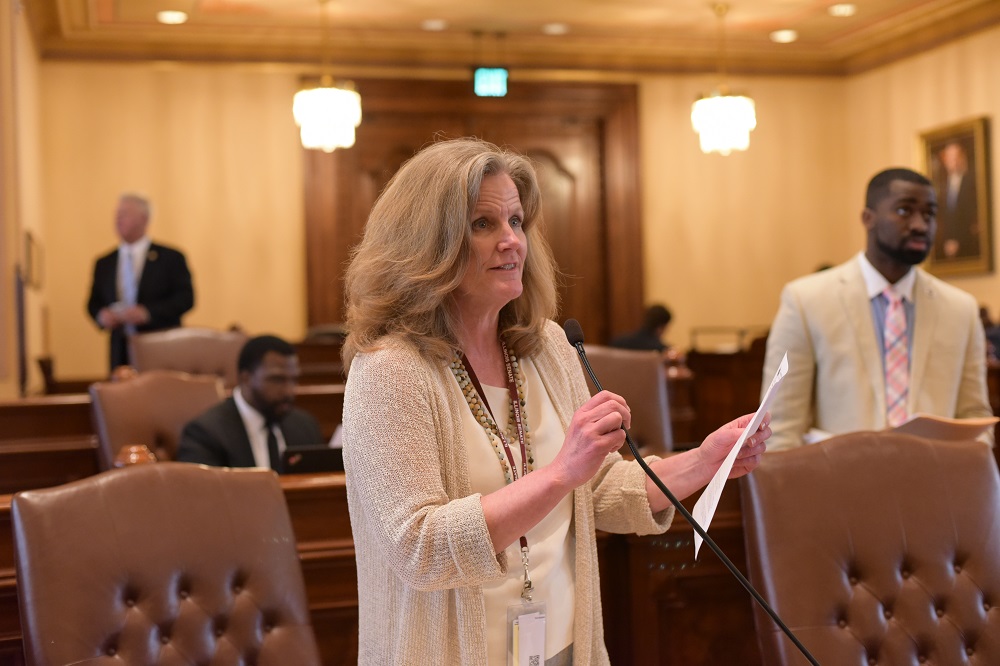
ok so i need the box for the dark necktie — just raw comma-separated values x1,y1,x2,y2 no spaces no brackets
265,422,283,473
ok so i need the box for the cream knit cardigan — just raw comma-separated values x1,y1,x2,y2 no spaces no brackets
343,319,674,665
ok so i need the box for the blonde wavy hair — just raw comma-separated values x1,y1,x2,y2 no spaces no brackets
342,137,559,366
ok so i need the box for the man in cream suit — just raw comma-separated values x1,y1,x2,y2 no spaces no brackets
762,167,993,450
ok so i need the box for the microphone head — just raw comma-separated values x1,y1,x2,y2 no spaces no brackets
563,319,585,347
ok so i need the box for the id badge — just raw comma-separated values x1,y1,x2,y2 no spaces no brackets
507,600,546,666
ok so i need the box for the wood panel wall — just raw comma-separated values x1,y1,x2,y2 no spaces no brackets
303,79,645,345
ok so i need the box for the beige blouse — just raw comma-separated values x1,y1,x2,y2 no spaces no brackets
461,359,575,664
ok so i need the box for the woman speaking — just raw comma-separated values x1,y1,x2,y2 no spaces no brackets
341,138,768,665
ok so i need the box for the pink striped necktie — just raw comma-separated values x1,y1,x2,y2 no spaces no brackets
883,287,909,427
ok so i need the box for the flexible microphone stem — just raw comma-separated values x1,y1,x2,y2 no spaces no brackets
565,320,819,666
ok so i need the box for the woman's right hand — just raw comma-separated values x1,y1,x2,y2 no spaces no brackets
549,390,631,488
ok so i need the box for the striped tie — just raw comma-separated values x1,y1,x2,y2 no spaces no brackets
883,288,908,427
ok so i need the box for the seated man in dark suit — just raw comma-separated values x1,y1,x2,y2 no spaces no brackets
177,335,323,471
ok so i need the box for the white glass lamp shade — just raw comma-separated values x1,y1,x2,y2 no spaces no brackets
293,85,363,152
691,93,757,156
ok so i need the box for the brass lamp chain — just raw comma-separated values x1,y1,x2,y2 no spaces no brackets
319,0,333,86
714,3,730,95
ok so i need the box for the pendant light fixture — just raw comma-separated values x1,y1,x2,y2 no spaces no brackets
292,0,362,152
691,3,756,156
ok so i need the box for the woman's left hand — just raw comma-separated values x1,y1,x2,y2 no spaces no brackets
698,412,771,479
643,412,771,511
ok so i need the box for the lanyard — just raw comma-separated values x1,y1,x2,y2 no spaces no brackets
460,341,534,599
461,341,528,482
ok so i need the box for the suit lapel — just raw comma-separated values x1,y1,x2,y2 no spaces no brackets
909,270,937,412
136,243,158,300
838,261,886,419
102,250,121,302
223,398,258,467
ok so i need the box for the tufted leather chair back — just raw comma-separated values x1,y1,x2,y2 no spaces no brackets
11,463,321,666
130,327,248,388
581,344,673,454
90,370,225,470
740,432,1000,665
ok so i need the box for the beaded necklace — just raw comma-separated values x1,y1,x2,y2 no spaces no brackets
451,338,537,599
450,339,533,484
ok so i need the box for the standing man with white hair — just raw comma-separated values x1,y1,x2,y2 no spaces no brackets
87,192,194,370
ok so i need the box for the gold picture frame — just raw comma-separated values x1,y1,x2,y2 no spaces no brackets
920,117,993,276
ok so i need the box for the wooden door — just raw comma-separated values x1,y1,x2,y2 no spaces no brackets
304,79,643,345
477,117,608,343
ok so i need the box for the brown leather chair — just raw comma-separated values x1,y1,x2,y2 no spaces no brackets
11,462,321,666
129,327,248,388
89,370,225,470
740,432,1000,665
581,344,673,454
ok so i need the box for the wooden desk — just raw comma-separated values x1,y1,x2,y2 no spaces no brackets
0,437,100,495
294,384,346,441
0,395,101,495
666,366,696,445
0,386,345,494
600,483,760,665
0,395,93,441
686,348,766,440
296,340,347,385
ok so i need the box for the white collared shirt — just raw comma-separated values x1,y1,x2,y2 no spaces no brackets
117,236,152,301
233,386,288,469
856,251,916,302
856,251,916,361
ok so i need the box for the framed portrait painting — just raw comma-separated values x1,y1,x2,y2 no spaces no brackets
920,117,993,276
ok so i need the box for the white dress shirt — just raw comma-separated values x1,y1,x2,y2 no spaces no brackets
117,236,151,302
233,386,288,469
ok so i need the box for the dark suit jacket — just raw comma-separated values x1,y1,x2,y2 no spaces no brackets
87,242,194,369
934,172,980,260
176,397,325,469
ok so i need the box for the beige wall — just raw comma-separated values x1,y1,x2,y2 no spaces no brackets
0,3,44,400
639,75,854,350
845,26,1000,312
17,6,44,395
0,1,16,399
641,24,1000,351
6,23,1000,384
41,63,307,377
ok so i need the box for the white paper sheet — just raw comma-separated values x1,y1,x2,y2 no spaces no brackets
692,352,787,559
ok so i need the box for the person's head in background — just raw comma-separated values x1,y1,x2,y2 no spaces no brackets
237,335,301,423
115,193,151,244
343,137,558,366
863,167,936,284
642,304,673,339
979,306,995,331
939,141,969,177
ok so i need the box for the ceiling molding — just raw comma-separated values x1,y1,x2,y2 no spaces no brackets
23,0,1000,78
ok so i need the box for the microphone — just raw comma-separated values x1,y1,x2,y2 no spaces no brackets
563,319,819,666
